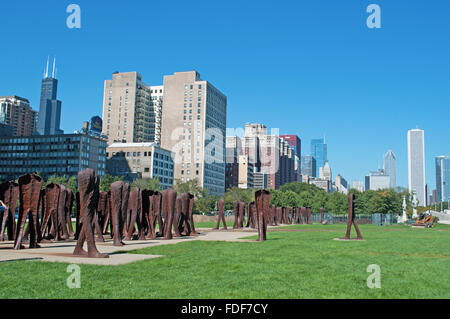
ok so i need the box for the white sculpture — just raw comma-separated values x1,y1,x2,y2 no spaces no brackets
399,196,408,223
411,191,419,219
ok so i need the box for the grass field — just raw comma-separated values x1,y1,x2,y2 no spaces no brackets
1,223,449,299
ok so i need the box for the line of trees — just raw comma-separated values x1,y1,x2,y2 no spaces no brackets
32,174,440,217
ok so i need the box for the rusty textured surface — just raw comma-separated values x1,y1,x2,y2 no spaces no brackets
214,199,227,230
239,201,245,229
97,191,109,236
120,183,130,238
14,174,42,250
306,207,312,225
65,189,75,237
255,190,270,241
56,185,70,240
343,194,363,240
152,191,163,237
247,202,256,229
186,193,197,236
320,207,324,223
232,200,240,229
173,195,183,238
125,187,143,240
141,190,155,239
109,181,126,246
73,169,108,258
162,189,177,240
41,183,60,240
0,181,19,241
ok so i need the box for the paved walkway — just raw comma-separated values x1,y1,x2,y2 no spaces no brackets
0,229,256,265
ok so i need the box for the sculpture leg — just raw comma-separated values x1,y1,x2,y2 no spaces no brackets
73,169,108,258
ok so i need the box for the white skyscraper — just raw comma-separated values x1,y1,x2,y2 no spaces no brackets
408,129,426,206
384,149,396,188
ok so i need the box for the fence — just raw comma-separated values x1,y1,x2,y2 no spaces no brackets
311,213,397,225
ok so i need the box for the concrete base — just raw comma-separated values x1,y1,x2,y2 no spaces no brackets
0,229,256,265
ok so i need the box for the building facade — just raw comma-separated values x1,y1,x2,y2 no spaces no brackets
408,128,426,206
280,135,301,159
102,72,163,145
160,71,227,196
384,149,396,188
0,96,37,136
435,156,450,204
368,169,390,191
301,155,316,177
0,133,106,181
311,138,327,177
106,143,174,189
37,59,63,135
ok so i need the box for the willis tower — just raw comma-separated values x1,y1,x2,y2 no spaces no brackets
36,56,63,135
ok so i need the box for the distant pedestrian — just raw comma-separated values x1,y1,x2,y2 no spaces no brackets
0,200,7,214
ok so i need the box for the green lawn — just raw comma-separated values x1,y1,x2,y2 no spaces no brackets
1,223,449,299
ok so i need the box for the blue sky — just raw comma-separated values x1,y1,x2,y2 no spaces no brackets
0,0,449,189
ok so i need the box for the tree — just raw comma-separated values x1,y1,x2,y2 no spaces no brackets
224,187,255,210
174,178,208,199
131,178,162,191
99,174,124,192
45,174,78,194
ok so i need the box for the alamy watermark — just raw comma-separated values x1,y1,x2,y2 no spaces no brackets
367,4,381,29
67,264,81,289
66,4,81,29
366,264,381,289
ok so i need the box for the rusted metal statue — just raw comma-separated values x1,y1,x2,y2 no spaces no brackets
125,187,144,240
246,202,256,228
109,181,127,246
270,205,277,226
120,183,130,238
14,174,42,250
40,183,60,240
214,198,227,230
162,189,177,240
275,207,282,225
186,193,197,236
232,200,240,229
342,194,363,240
178,192,195,237
142,190,156,239
152,191,163,237
56,185,70,240
97,191,109,236
306,207,312,224
73,169,108,258
255,190,270,241
65,189,75,237
0,181,19,241
238,201,245,228
173,196,183,237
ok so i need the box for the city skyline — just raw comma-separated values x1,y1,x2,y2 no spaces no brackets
0,1,449,189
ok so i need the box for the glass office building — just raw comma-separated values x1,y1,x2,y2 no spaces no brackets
0,133,106,181
435,156,450,203
311,138,327,177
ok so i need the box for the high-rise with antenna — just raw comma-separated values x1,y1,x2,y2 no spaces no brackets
36,56,63,135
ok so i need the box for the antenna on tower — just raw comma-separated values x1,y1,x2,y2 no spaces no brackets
44,56,49,78
52,56,56,78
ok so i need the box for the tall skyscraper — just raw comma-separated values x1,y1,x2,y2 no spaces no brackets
408,128,426,206
0,96,37,136
311,138,327,177
101,71,163,145
37,57,63,135
384,149,396,188
435,156,450,204
280,135,301,159
319,161,332,181
160,71,227,196
301,155,316,177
